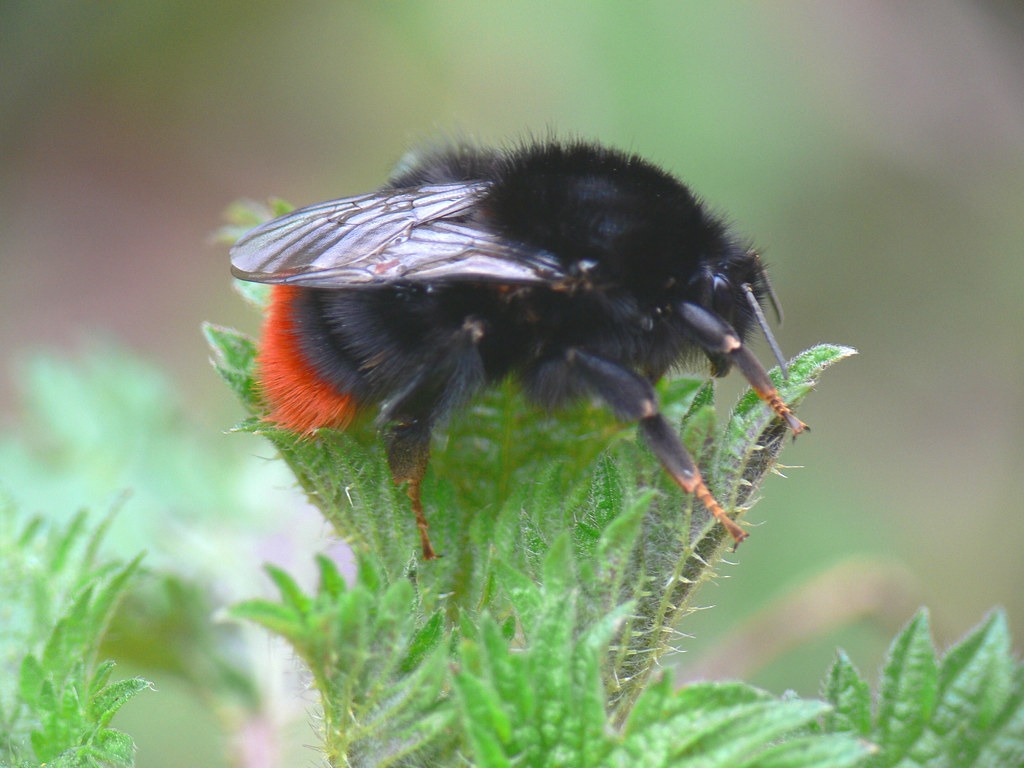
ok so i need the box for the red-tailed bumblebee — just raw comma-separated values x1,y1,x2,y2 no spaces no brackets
231,138,806,560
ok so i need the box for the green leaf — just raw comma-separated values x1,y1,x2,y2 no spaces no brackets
232,553,456,764
51,509,90,574
233,278,272,310
400,611,444,675
455,668,515,760
541,534,573,597
818,609,1024,767
230,598,300,639
263,564,313,614
745,734,873,768
612,681,870,767
573,454,627,558
315,553,348,598
202,322,260,410
89,677,153,728
203,322,258,377
496,560,544,629
974,665,1024,767
1,506,149,767
822,650,873,737
18,653,46,706
715,344,857,511
92,729,137,766
874,610,939,761
454,595,869,768
902,610,1015,766
87,660,116,700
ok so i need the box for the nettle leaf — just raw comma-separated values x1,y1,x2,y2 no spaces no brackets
1,505,149,767
231,553,456,764
874,610,939,759
821,609,1024,767
822,651,873,737
741,734,871,768
714,344,856,512
214,224,859,765
454,593,618,767
612,678,871,767
202,323,261,411
89,678,154,729
456,602,870,768
211,332,854,764
228,597,301,643
233,277,272,311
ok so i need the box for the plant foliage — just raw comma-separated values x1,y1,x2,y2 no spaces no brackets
206,251,881,764
822,609,1024,767
0,503,150,768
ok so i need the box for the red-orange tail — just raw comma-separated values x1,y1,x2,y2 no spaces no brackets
256,285,357,434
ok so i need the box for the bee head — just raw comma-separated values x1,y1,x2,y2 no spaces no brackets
685,246,787,377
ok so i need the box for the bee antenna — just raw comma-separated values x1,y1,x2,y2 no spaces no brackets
742,283,789,380
752,252,784,325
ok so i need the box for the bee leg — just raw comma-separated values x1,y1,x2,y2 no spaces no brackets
568,349,748,547
678,302,807,435
380,322,486,561
385,420,438,560
640,414,748,547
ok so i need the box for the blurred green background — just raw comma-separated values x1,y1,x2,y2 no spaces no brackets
2,2,1023,766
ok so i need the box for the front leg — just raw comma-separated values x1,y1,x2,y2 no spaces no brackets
679,302,807,436
566,349,749,546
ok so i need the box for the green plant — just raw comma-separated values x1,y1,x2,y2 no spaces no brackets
2,313,1020,766
822,609,1024,767
205,264,888,764
0,504,150,768
203,234,1024,763
3,201,1020,765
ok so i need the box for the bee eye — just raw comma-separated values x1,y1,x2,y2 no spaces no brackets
712,274,734,319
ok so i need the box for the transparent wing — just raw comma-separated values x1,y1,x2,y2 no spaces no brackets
230,181,564,287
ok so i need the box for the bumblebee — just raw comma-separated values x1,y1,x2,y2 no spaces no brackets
231,139,806,559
